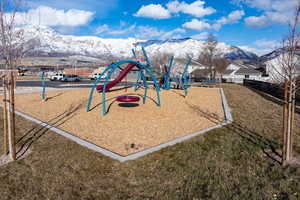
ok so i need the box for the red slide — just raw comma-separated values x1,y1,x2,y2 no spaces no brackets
96,63,136,92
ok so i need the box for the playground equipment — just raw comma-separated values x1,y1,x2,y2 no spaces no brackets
158,56,192,96
96,63,136,92
159,56,174,90
86,47,161,116
181,57,192,97
116,95,140,102
40,72,46,101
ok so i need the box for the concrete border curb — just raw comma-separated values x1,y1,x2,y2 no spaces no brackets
1,88,233,162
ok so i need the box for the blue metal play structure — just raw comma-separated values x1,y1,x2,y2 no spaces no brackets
182,57,192,97
86,47,161,116
40,71,46,100
161,56,174,90
159,56,192,96
160,56,174,90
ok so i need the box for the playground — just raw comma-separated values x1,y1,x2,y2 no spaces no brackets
0,47,228,159
13,87,225,156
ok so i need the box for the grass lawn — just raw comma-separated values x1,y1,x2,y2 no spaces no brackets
0,84,299,200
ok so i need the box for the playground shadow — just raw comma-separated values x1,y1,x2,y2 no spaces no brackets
45,92,64,102
171,89,185,98
89,97,117,112
186,102,282,165
118,103,139,107
134,93,159,105
15,103,83,159
89,91,159,113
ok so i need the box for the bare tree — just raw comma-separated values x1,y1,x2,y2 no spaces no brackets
0,0,25,161
198,34,219,80
151,52,173,77
214,57,230,81
268,2,300,165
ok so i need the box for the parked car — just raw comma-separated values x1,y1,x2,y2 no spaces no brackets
49,73,64,81
60,74,81,82
89,73,101,80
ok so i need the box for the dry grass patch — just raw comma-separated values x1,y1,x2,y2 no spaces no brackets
0,84,299,200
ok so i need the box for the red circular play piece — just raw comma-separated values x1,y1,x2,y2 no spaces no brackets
116,96,140,102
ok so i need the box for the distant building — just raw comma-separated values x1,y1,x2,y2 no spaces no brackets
265,54,300,83
220,62,264,83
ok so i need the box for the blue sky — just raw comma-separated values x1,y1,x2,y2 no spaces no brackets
12,0,299,55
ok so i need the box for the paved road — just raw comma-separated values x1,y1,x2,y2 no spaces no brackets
0,80,136,89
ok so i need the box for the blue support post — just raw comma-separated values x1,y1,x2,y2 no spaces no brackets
163,56,174,90
182,58,192,97
143,66,161,106
134,70,142,91
86,65,114,112
40,72,46,100
132,49,137,59
140,70,148,104
102,63,119,115
142,47,152,68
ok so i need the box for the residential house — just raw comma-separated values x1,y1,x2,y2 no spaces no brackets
265,54,300,83
219,62,263,83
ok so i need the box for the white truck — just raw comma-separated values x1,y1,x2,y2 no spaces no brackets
49,73,64,81
89,73,105,80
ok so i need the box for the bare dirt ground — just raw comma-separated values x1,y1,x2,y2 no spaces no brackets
13,87,224,156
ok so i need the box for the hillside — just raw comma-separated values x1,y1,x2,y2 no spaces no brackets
20,26,258,62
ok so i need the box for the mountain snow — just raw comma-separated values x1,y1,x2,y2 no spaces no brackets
22,25,258,61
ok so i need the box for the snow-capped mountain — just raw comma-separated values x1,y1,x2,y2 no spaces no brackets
260,47,300,62
22,26,258,61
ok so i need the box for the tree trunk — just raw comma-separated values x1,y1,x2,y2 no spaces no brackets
282,80,295,165
282,81,288,165
6,72,16,160
2,76,8,154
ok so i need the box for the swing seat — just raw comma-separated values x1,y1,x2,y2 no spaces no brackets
116,96,140,102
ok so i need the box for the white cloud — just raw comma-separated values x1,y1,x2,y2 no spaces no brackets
182,19,211,31
135,26,166,38
217,10,245,25
95,23,137,36
134,4,171,19
95,24,109,34
110,25,136,35
25,0,118,17
238,45,272,56
135,26,186,39
12,6,94,27
241,0,299,27
244,15,268,27
181,10,245,32
95,23,185,40
255,39,280,48
160,28,186,40
211,10,245,30
190,32,209,40
166,0,216,18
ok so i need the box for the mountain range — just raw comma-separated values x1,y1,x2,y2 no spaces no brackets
21,26,263,63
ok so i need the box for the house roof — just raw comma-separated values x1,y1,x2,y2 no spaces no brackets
223,69,235,75
231,62,258,69
190,69,209,76
235,68,262,75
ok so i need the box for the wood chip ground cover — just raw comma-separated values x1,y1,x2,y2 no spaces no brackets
13,87,224,156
